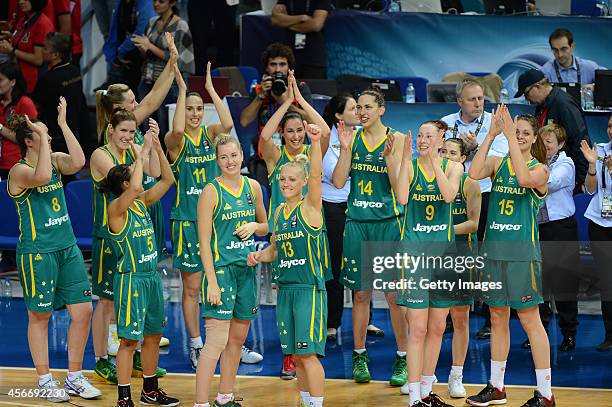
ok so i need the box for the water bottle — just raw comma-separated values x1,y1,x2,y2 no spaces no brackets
500,88,510,104
0,278,10,311
582,87,594,110
405,83,416,104
249,79,258,97
388,0,401,12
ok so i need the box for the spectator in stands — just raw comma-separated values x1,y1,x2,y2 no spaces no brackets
91,0,115,38
0,62,38,179
580,114,612,351
271,0,331,79
103,0,155,91
188,0,237,74
516,69,591,191
32,32,90,158
523,124,580,352
540,28,604,85
239,43,312,188
7,0,54,31
0,0,54,93
132,0,194,138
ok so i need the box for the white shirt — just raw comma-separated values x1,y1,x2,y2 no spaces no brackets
584,142,612,228
544,151,575,221
322,125,350,203
441,110,509,193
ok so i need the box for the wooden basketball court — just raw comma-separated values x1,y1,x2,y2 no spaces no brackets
1,367,609,406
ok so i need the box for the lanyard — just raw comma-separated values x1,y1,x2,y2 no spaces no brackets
554,58,581,84
450,111,485,138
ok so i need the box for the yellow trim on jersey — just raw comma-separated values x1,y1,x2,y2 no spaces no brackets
217,176,245,198
212,221,220,262
184,127,203,147
310,285,316,341
283,201,300,221
109,211,130,237
16,204,23,242
127,238,137,274
360,130,387,153
26,199,36,241
102,194,108,227
29,253,35,296
175,179,181,208
307,237,318,281
168,137,186,167
20,254,28,297
416,158,436,183
98,239,105,284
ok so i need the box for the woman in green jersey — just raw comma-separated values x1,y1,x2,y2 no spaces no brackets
89,109,163,383
467,105,554,407
247,122,326,407
440,134,482,399
391,120,463,406
8,99,101,401
332,89,408,386
194,135,268,407
164,62,233,369
102,129,178,407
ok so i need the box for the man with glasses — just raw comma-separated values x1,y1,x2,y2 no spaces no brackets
540,28,604,86
516,69,591,191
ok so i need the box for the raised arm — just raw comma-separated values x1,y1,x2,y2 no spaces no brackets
134,32,178,126
469,107,503,181
303,123,323,227
8,117,52,192
431,155,462,204
581,140,599,194
384,132,405,193
395,131,414,206
53,97,86,175
143,131,175,207
454,177,481,236
165,63,186,157
290,73,330,155
204,62,234,140
197,184,221,305
260,83,294,171
332,120,353,188
108,142,146,228
143,119,161,178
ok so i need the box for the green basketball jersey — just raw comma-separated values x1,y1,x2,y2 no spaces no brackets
9,160,76,253
453,173,477,248
403,158,454,245
92,145,134,237
210,176,257,267
268,145,310,229
273,201,325,289
347,128,403,221
170,127,218,221
483,156,546,261
108,199,158,273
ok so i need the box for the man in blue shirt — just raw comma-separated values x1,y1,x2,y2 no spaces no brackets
540,28,604,85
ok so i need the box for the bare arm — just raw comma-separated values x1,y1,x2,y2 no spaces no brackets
107,144,145,230
197,184,222,305
204,62,234,140
395,131,413,206
144,119,161,178
581,141,599,194
332,121,352,189
8,118,52,192
251,179,269,236
291,74,330,155
239,97,263,127
165,63,187,157
15,45,44,66
432,157,462,204
384,132,405,193
454,177,481,236
53,97,86,175
260,95,292,172
469,107,504,181
303,125,323,227
143,133,175,207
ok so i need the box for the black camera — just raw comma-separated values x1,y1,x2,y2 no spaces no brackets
271,72,288,96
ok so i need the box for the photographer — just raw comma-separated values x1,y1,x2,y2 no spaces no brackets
239,42,312,188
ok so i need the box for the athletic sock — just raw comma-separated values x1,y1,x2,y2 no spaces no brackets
490,360,507,391
408,382,421,406
300,391,311,405
118,383,131,401
309,396,323,407
450,365,463,376
354,348,366,354
535,368,552,399
216,392,233,405
38,373,52,386
143,374,158,393
420,375,436,397
67,371,81,381
396,350,406,357
194,404,210,407
190,336,204,349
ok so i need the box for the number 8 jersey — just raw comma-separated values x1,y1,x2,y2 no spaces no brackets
347,128,403,221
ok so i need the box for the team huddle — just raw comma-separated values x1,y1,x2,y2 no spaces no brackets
7,35,557,407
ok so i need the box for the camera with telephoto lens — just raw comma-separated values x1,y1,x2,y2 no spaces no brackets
271,72,288,96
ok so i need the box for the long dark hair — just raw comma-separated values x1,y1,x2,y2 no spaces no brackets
99,164,131,197
0,62,27,107
322,93,354,128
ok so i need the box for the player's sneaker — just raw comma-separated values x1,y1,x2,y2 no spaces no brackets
240,345,263,364
64,373,102,399
466,382,507,406
38,377,70,403
108,326,120,356
280,354,296,379
116,399,134,407
132,351,167,378
422,393,453,406
140,388,180,406
189,346,202,370
159,336,170,347
448,371,466,398
213,398,243,406
389,353,407,386
94,358,118,384
520,391,555,407
352,351,371,383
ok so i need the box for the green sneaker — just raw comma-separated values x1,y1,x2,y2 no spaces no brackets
213,399,243,406
352,351,371,383
132,351,167,378
94,358,118,385
389,353,407,386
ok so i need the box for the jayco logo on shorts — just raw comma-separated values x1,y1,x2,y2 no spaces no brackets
489,221,522,231
37,301,52,307
353,199,383,209
217,309,232,315
131,329,142,335
412,223,448,233
278,258,307,269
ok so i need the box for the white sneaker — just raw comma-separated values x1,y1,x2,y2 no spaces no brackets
64,374,102,399
240,345,263,364
38,377,70,403
107,325,120,356
448,372,466,398
189,346,202,370
400,383,410,395
159,336,170,347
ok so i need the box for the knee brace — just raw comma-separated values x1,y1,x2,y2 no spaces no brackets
200,319,231,360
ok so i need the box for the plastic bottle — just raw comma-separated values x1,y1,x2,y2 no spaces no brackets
389,1,401,12
405,83,416,104
500,88,510,104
